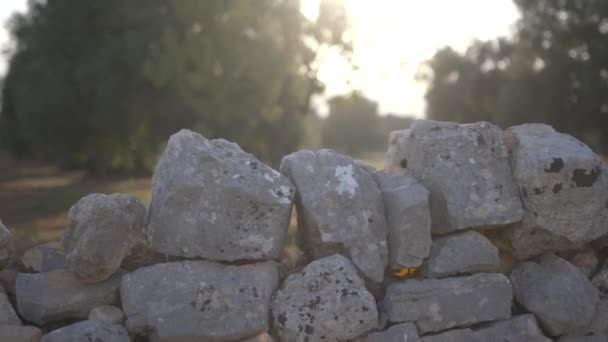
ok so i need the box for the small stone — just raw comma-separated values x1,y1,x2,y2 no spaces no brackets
281,149,389,282
41,320,129,342
385,120,524,234
384,273,512,334
63,193,146,283
88,305,124,324
20,241,67,273
16,269,122,325
121,260,279,341
473,314,551,342
592,265,608,296
270,254,378,341
0,286,20,325
148,129,294,261
377,172,431,269
420,230,499,278
504,124,608,249
510,253,599,336
368,322,420,342
0,325,41,342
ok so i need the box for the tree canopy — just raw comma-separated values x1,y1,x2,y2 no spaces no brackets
421,0,608,154
0,0,351,172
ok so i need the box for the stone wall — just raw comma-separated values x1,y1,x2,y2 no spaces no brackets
0,120,607,341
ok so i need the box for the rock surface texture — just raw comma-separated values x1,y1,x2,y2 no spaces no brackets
421,230,499,278
16,269,122,325
510,253,599,336
147,129,294,262
41,320,130,342
377,172,431,269
270,254,378,342
63,193,146,283
384,273,513,333
121,260,279,341
281,149,388,282
504,124,608,255
385,120,523,234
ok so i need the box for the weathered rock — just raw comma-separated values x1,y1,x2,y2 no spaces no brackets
385,120,523,234
41,320,129,342
377,172,431,269
63,193,146,283
20,241,67,273
420,328,479,342
570,249,599,278
420,230,499,278
0,325,41,342
558,333,608,342
504,124,608,248
0,219,13,266
280,150,388,282
0,286,20,325
121,260,279,341
384,273,512,334
270,254,378,342
473,314,551,342
88,305,124,324
368,322,420,342
238,332,274,342
16,269,122,325
148,129,294,261
510,253,599,336
592,265,608,296
119,241,167,272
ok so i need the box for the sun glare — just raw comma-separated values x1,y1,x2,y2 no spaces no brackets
302,0,520,117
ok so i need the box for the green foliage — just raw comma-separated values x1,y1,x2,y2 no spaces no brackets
422,0,608,153
0,0,351,172
321,92,412,156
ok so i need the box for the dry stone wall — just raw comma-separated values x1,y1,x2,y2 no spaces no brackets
0,120,607,341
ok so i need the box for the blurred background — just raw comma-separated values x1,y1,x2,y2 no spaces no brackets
0,0,606,251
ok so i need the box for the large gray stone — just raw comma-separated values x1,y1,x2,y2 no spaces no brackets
41,320,130,342
384,273,512,334
147,129,294,261
561,299,608,339
16,269,122,325
510,253,600,336
504,124,608,248
420,230,499,278
377,172,431,269
473,314,551,342
0,325,41,342
121,260,279,341
270,254,378,342
280,150,388,282
0,286,20,325
63,193,146,283
368,322,420,342
20,241,67,273
385,120,524,234
558,333,608,342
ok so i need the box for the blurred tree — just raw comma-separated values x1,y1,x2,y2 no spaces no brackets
0,0,352,172
321,91,406,156
421,0,608,153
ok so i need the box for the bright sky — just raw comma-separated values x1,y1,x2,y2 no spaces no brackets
0,0,519,118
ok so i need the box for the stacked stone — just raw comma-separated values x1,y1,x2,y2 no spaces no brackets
0,120,606,341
